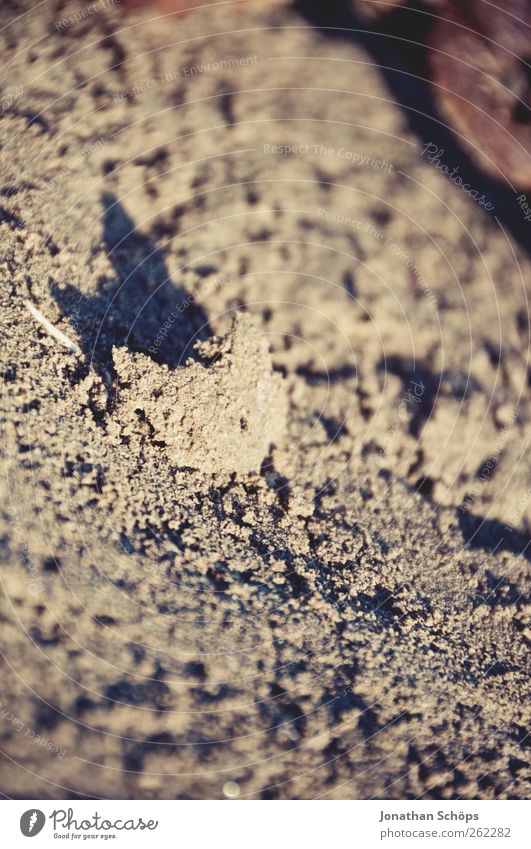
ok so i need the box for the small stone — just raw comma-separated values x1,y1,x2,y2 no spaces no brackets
222,780,240,799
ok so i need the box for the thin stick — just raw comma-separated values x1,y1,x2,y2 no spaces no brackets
24,299,81,355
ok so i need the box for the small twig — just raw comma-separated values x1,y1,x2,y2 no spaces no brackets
23,299,81,355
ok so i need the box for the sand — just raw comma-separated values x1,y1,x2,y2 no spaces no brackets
0,0,529,800
111,313,287,473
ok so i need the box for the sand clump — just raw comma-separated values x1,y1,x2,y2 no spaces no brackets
111,313,287,473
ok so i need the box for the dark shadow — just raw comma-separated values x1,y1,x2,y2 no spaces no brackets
52,193,210,377
295,363,357,385
475,568,528,609
458,511,531,564
378,355,483,438
294,0,531,255
260,453,291,511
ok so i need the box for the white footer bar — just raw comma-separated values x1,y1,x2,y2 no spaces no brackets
4,799,529,848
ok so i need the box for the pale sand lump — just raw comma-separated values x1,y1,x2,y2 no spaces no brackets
111,313,287,473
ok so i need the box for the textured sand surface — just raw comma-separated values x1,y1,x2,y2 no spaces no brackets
111,313,287,473
0,0,529,799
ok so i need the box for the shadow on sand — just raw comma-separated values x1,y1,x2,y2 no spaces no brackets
52,193,210,377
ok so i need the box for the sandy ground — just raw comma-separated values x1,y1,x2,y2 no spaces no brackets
0,0,530,799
